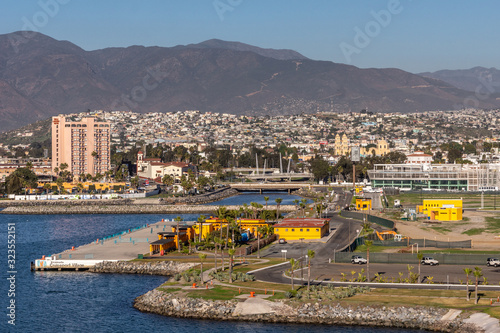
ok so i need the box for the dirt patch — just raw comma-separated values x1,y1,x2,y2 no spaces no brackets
389,211,500,250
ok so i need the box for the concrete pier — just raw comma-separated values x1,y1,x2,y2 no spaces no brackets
32,219,191,271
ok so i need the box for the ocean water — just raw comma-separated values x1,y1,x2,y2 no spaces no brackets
0,196,424,332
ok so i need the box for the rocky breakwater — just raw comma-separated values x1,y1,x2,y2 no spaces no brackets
134,289,479,332
160,187,238,205
89,261,196,275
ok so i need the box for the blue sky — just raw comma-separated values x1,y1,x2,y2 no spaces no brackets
1,0,498,73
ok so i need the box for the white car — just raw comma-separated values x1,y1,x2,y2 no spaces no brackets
487,258,500,267
351,255,367,264
421,257,439,266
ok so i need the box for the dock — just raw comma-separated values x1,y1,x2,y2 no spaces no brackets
31,219,195,271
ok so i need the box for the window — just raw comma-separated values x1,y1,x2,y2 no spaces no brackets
291,229,295,232
285,229,288,232
306,229,310,232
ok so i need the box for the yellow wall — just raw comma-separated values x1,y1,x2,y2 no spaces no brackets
193,218,271,240
427,207,462,221
421,199,463,210
356,198,372,210
419,199,463,221
274,223,328,240
39,181,128,191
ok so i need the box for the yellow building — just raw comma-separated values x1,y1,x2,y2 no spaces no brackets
192,217,272,240
360,139,389,157
273,218,330,240
356,198,372,210
334,133,350,156
418,199,463,221
38,181,128,193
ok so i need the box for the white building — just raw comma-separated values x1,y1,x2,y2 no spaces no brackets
406,151,433,164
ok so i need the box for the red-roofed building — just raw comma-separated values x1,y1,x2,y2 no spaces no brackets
273,218,330,240
137,151,196,182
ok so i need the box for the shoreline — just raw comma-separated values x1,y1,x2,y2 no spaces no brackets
0,203,296,215
85,261,483,332
132,287,479,332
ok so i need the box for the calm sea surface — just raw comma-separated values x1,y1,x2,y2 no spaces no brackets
1,194,424,332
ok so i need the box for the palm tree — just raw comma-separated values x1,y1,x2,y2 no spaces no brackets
256,225,267,259
289,258,298,290
77,183,84,194
225,217,234,249
275,198,282,221
365,240,373,282
228,249,236,283
199,253,207,285
301,199,308,217
213,236,219,272
292,199,299,213
417,253,423,283
197,215,206,242
464,267,473,301
174,216,183,252
162,174,174,188
264,196,269,211
473,267,483,304
307,249,315,291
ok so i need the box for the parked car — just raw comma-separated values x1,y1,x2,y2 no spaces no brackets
421,257,439,266
278,238,287,244
351,255,367,264
487,258,500,267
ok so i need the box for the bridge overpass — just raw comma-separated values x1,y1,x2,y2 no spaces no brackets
245,172,313,181
230,183,313,193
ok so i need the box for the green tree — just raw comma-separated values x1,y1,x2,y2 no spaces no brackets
309,156,330,182
307,249,315,292
464,267,473,301
417,253,423,283
473,267,483,304
228,249,236,283
5,167,38,194
264,196,269,210
162,174,174,187
289,258,298,290
365,240,373,282
199,253,207,285
275,198,282,221
174,216,183,253
197,215,206,242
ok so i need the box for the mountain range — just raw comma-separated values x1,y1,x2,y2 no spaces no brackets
0,31,499,132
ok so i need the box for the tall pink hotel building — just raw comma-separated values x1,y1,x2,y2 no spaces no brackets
51,115,111,177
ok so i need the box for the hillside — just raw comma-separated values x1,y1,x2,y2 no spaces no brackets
1,31,499,132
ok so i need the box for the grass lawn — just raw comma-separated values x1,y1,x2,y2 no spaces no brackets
354,245,404,253
462,228,486,236
387,192,500,209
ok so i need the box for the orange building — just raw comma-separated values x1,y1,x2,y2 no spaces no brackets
51,115,111,177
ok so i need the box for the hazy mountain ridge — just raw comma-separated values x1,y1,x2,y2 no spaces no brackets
419,67,500,93
0,31,498,132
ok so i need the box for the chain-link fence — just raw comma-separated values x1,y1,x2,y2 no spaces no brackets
334,251,490,265
340,211,395,229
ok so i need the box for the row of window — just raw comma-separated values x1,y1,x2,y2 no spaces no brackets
278,228,320,233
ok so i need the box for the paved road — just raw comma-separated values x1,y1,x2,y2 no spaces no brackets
253,189,500,290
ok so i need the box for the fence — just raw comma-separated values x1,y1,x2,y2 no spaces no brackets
340,211,395,229
334,252,489,265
